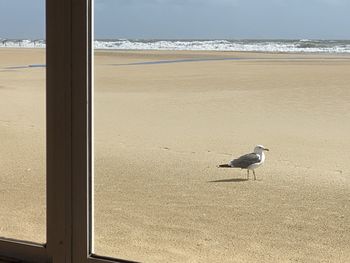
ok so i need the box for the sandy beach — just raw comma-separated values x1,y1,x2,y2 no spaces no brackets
0,48,46,243
1,48,350,262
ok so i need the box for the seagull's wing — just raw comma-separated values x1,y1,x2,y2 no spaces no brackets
229,153,260,168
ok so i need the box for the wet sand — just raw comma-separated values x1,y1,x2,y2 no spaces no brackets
1,48,350,262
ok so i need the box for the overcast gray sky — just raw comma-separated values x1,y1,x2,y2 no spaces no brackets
1,0,350,39
0,0,45,39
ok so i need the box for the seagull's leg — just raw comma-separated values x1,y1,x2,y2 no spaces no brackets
247,170,249,180
253,170,256,180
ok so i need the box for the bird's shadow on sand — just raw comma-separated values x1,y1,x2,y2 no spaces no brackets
208,178,249,183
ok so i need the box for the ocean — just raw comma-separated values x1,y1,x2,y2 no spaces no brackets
1,38,350,53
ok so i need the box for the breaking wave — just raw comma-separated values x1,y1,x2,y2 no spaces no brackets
1,38,350,53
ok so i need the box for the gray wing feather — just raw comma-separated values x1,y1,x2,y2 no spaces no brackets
229,153,260,168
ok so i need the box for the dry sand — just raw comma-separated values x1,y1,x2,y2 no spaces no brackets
1,48,350,262
0,48,46,243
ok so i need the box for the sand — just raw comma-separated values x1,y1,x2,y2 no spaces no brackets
1,48,350,262
0,48,46,243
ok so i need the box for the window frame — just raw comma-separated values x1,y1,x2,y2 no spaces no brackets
0,0,74,261
0,0,136,261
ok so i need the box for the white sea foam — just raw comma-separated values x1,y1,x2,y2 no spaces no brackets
0,39,46,48
93,39,350,53
1,38,350,53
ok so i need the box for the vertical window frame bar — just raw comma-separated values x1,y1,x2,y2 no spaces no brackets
72,1,142,262
46,0,73,261
71,0,90,261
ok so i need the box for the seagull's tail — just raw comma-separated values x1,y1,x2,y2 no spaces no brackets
217,164,231,168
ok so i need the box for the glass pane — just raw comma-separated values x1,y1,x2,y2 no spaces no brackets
93,1,350,262
0,1,46,243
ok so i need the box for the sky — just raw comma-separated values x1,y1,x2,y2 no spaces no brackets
0,0,350,39
0,0,45,39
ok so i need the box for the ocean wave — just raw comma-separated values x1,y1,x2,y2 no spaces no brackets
1,38,350,53
94,39,350,53
0,39,46,48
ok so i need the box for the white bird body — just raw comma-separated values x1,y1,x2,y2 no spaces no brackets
247,150,265,170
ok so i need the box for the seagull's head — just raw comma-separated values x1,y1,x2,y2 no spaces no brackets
254,145,269,153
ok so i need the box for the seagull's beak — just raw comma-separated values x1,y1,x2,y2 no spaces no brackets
264,148,270,151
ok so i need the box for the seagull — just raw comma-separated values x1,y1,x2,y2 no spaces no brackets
218,145,269,180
